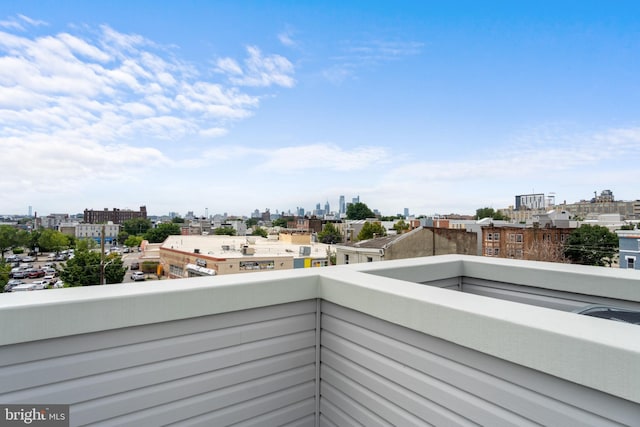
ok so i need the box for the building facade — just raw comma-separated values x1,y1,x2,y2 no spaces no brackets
75,223,120,244
482,225,573,261
335,227,477,265
616,230,640,270
83,206,148,224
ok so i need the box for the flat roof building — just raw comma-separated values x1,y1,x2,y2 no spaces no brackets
160,234,331,278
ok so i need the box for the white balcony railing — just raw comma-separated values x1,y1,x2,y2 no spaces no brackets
1,255,639,426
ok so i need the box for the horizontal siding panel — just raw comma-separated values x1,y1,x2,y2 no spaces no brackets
175,395,316,427
72,346,315,425
322,343,482,426
321,302,637,426
319,392,367,427
323,315,539,426
89,365,315,427
419,277,460,289
321,379,392,427
461,278,640,311
281,413,315,427
0,301,319,426
322,364,430,426
0,299,317,366
0,311,315,395
0,331,315,406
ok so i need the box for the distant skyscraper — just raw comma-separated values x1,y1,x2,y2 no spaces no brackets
28,205,32,217
324,201,330,214
352,195,360,204
339,195,345,214
404,208,409,218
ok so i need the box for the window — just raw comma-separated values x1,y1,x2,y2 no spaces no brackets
493,233,500,241
627,256,636,270
344,254,349,264
515,234,523,243
485,248,493,256
494,248,500,256
486,233,493,241
508,234,515,242
516,249,523,258
367,257,373,262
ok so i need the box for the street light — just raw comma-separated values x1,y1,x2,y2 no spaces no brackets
100,258,115,286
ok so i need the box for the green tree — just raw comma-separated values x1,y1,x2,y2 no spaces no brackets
564,225,619,267
76,238,98,252
272,218,288,228
123,218,153,236
27,229,42,254
172,216,185,223
346,202,376,220
0,225,23,259
60,250,126,286
38,229,70,253
214,226,236,236
252,226,268,238
393,220,410,234
103,253,127,284
245,218,258,228
124,235,143,248
357,222,387,241
475,207,508,221
317,223,342,244
0,260,11,292
117,231,129,245
144,222,182,243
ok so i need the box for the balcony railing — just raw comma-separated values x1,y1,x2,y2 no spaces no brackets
1,255,639,426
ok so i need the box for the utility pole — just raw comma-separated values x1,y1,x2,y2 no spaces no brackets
100,224,105,286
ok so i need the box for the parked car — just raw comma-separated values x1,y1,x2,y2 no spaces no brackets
31,280,49,290
130,262,140,270
21,256,35,262
51,280,64,288
123,247,130,253
4,280,23,292
11,283,37,292
27,269,46,279
43,274,56,282
131,272,145,281
11,270,28,279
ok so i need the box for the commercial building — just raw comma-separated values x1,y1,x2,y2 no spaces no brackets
75,223,120,244
159,235,331,278
1,256,638,424
83,206,148,224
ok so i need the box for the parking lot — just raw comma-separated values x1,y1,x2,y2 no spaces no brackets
4,249,145,292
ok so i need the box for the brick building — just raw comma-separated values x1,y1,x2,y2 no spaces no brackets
482,225,574,261
83,206,148,224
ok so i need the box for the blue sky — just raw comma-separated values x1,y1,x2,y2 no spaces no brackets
1,1,639,217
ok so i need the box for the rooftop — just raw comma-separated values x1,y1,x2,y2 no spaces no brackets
1,255,638,425
162,234,331,259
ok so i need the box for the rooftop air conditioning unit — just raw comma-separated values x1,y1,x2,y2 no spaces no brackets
299,246,311,256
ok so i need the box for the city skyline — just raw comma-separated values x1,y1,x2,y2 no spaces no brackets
1,2,639,217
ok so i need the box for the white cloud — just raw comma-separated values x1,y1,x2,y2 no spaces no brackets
216,45,295,88
278,29,297,47
323,38,423,83
0,17,298,208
